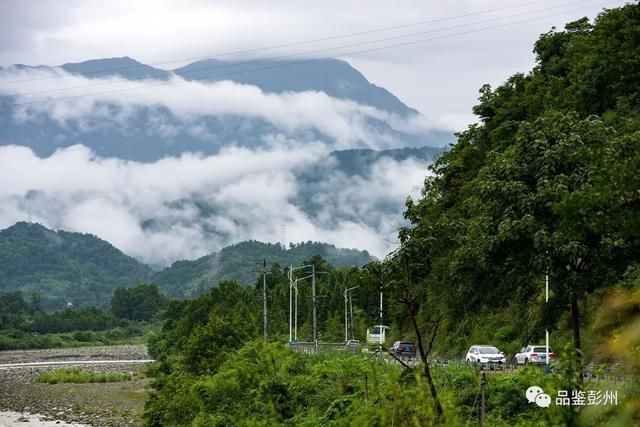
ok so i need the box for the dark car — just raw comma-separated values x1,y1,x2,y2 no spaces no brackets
389,341,416,358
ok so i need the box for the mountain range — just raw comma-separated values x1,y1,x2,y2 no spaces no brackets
0,222,374,308
0,56,447,268
0,56,453,161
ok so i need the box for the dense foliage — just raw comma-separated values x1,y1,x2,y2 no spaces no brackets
0,289,159,350
0,222,374,304
111,283,167,321
148,340,559,426
0,222,152,309
144,5,639,426
394,1,639,369
152,241,374,297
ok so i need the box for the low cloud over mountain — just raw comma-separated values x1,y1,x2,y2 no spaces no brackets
0,143,435,266
0,57,446,264
0,57,452,161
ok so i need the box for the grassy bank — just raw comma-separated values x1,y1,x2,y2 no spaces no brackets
37,368,141,384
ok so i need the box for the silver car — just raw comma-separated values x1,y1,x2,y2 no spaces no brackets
514,345,554,365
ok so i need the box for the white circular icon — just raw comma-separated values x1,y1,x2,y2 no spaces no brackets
535,393,552,408
526,385,544,403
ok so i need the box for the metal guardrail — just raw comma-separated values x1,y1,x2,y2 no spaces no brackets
288,342,354,353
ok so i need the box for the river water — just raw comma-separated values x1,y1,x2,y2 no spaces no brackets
0,411,89,426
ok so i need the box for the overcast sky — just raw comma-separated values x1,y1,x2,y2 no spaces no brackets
0,0,624,131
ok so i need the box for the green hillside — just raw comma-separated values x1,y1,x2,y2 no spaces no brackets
0,223,374,304
0,222,153,308
152,240,374,297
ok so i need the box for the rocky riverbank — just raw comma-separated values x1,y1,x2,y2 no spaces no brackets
0,345,151,427
0,410,88,426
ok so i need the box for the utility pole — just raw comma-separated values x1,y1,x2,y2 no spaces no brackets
288,262,324,350
312,260,318,351
289,265,293,343
379,283,387,351
344,287,348,343
262,259,268,342
349,290,355,340
545,261,550,374
379,283,383,327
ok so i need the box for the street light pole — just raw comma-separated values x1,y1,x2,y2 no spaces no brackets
344,288,348,343
289,265,293,343
378,283,384,356
343,286,358,342
379,284,383,327
349,288,356,340
294,278,299,341
263,259,268,342
288,265,312,344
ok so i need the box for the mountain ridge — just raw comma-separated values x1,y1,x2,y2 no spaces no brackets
0,56,454,161
0,222,376,306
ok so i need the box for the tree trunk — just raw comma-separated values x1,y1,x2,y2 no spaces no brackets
570,291,582,382
408,306,443,418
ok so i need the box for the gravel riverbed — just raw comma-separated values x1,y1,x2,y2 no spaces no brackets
0,345,151,427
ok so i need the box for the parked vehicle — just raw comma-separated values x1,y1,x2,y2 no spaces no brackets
465,345,506,364
514,345,554,365
366,325,390,345
345,339,361,351
389,341,416,358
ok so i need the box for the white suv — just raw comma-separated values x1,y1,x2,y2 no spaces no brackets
514,345,554,365
465,345,506,364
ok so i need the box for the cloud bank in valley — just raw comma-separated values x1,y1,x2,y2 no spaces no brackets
0,67,433,265
0,142,429,266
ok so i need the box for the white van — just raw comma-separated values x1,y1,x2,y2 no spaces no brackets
366,325,390,344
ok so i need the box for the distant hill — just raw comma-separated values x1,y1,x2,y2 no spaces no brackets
61,56,171,80
173,58,417,117
0,222,152,309
328,146,442,176
152,240,375,298
0,223,375,305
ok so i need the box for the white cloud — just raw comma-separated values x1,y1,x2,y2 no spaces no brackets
0,143,429,265
0,67,419,149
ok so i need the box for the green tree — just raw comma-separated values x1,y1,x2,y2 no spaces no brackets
111,283,167,321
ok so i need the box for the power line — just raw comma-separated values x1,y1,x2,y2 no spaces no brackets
0,0,579,86
5,0,620,108
1,0,604,101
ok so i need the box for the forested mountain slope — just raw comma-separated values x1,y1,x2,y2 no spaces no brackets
0,222,152,308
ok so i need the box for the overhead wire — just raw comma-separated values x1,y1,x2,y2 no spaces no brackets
4,0,621,107
1,0,604,99
0,0,582,86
